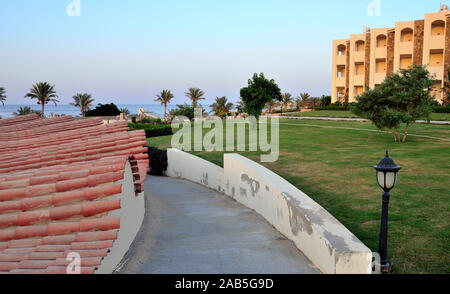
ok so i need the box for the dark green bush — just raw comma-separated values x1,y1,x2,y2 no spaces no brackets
139,117,162,124
432,105,450,113
314,103,354,111
85,103,121,117
128,123,173,138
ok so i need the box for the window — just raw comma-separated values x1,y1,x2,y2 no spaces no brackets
354,86,364,96
430,49,444,66
376,35,387,47
355,40,365,52
431,20,445,36
401,28,413,42
355,62,364,75
376,59,386,73
337,65,345,78
400,55,412,69
337,44,346,56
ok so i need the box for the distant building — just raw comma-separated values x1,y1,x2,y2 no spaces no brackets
332,5,450,104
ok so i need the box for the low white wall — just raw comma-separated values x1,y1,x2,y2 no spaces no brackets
223,154,372,274
167,148,225,194
166,149,372,274
95,161,145,274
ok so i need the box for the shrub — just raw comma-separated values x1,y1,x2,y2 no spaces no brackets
85,103,121,117
432,105,450,113
128,123,173,138
314,103,351,111
139,117,162,124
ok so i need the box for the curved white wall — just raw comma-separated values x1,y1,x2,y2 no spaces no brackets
166,149,373,274
95,161,145,274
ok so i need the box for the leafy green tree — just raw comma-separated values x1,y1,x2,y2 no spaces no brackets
70,93,94,117
210,96,233,119
24,82,59,117
155,90,174,118
240,73,282,119
0,87,6,106
442,68,450,106
320,95,332,107
281,93,294,113
170,103,196,121
85,103,121,117
13,106,42,116
185,88,205,108
352,65,436,142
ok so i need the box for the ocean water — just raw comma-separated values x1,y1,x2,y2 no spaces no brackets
0,104,210,119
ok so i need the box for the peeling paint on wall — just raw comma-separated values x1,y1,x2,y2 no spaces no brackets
241,174,260,197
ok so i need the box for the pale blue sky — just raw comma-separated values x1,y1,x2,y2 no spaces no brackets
0,0,446,105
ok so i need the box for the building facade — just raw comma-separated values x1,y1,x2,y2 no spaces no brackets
332,5,450,104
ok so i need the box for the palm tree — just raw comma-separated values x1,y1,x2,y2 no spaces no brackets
119,108,130,117
13,106,41,117
185,88,205,108
0,87,6,106
281,93,294,113
70,93,94,117
155,90,174,118
265,99,279,114
295,98,302,111
210,96,234,119
236,99,245,114
24,82,59,117
298,92,311,109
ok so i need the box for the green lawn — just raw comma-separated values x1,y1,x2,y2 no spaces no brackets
147,119,450,274
283,110,450,121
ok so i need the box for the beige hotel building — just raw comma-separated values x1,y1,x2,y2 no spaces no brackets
332,5,450,104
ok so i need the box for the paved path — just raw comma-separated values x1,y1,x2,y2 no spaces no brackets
277,115,450,125
116,176,320,274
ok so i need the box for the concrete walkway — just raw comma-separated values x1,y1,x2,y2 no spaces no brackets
278,115,450,125
116,176,320,274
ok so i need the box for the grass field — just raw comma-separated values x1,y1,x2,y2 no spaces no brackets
283,110,450,121
147,119,450,274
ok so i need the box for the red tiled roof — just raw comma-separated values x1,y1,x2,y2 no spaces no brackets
0,116,148,274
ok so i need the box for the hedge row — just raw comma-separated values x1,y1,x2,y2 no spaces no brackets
128,123,173,138
314,104,351,111
432,105,450,113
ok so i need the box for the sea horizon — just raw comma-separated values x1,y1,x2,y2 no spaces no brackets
0,104,212,119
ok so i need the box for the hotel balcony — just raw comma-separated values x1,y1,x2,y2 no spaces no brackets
375,47,387,59
336,77,346,87
429,35,445,50
353,75,365,86
336,54,346,65
374,72,387,85
428,66,444,80
354,51,365,62
399,41,414,55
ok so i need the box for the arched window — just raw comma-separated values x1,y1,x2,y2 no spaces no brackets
355,40,365,52
337,44,346,56
431,20,445,36
376,35,387,47
401,28,413,42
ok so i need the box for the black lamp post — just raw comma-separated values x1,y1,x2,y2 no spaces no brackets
373,150,401,274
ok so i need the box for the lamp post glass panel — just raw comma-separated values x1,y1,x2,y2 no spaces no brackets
373,151,401,273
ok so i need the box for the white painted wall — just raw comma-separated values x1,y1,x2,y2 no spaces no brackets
96,161,145,274
167,148,225,194
166,149,373,274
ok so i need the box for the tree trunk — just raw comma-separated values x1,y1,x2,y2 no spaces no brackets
393,131,398,142
394,127,401,142
402,124,410,143
41,102,45,118
164,104,167,119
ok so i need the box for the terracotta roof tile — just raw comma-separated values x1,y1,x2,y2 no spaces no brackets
0,115,148,274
